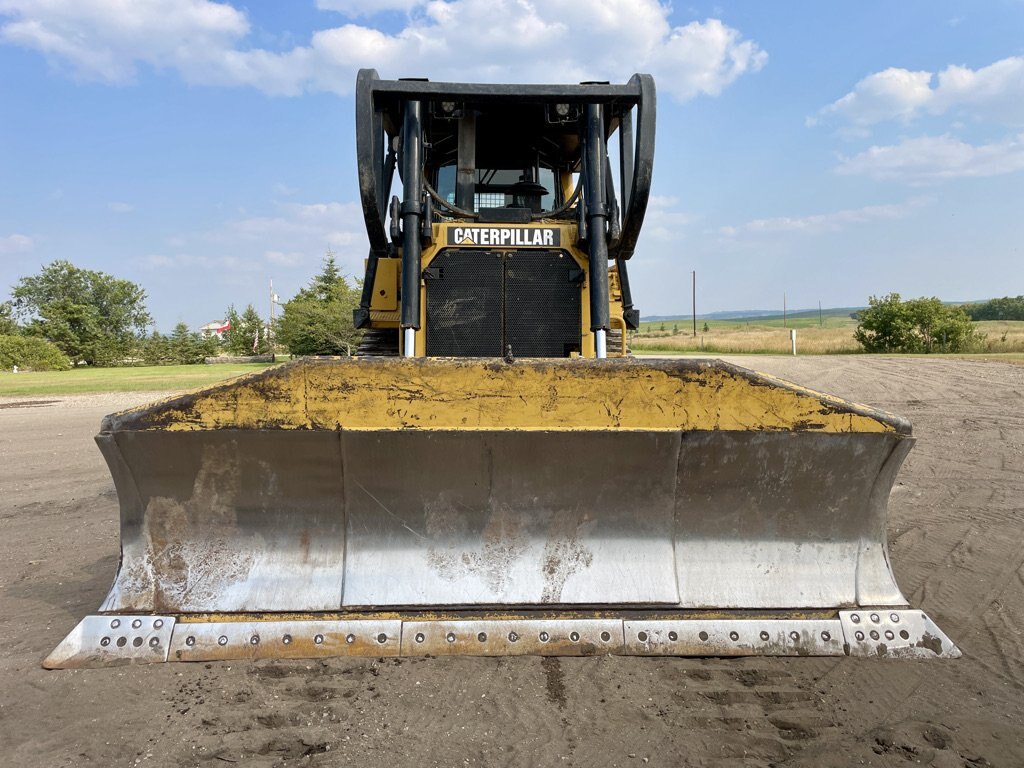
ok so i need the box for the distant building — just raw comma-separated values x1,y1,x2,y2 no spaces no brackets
201,320,230,339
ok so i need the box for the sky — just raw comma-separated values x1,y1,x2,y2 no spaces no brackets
1,1,1022,331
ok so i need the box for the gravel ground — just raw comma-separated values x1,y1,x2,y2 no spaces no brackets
1,356,1022,767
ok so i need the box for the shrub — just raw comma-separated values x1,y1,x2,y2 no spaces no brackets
0,335,72,371
854,294,982,353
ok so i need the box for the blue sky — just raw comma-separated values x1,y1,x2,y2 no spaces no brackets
1,1,1022,331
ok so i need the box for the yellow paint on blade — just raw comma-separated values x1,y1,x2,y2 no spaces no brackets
119,358,898,434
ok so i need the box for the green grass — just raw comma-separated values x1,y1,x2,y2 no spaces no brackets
0,363,280,396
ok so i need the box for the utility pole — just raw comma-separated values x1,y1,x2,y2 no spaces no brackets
692,270,697,337
783,293,787,328
819,300,822,327
269,279,280,344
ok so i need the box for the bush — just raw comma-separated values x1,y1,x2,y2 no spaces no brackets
0,335,72,371
854,293,982,353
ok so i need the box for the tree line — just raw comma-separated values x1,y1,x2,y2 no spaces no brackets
2,257,1020,369
1,255,363,370
965,296,1024,321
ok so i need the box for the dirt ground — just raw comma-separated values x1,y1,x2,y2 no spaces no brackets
1,357,1022,767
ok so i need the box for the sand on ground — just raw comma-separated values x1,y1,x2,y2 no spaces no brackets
1,356,1022,767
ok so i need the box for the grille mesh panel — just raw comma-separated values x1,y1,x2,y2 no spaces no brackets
425,249,582,358
425,250,504,357
505,251,582,358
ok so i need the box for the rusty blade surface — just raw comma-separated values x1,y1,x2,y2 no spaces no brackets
95,429,912,614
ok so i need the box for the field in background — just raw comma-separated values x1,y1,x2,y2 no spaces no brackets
633,314,1024,355
0,362,279,396
4,319,1024,397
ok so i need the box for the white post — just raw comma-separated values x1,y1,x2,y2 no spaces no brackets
790,328,797,356
595,329,607,359
403,328,416,357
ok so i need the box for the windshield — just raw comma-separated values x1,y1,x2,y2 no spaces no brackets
435,166,557,213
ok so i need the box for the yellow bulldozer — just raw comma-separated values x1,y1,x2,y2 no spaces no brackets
45,70,958,668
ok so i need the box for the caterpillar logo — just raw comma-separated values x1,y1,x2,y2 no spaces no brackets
447,226,561,248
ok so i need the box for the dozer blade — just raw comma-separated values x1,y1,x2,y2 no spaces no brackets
45,358,959,668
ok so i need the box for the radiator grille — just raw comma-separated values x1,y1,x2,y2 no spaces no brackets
425,250,504,357
505,251,582,358
425,249,582,358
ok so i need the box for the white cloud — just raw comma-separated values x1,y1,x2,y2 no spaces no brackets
265,250,305,266
719,198,929,238
108,201,134,213
836,134,1024,183
146,201,366,278
219,201,363,251
144,252,267,273
815,56,1024,128
643,195,698,242
816,68,933,127
0,0,766,101
0,0,248,82
144,254,178,268
316,0,419,16
0,233,34,253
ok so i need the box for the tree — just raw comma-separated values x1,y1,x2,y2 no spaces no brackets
170,322,219,363
10,260,152,366
139,331,173,366
854,293,981,353
0,302,18,336
275,254,363,355
140,324,219,365
220,304,269,356
966,296,1024,321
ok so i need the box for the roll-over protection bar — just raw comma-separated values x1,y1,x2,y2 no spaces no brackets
353,69,655,331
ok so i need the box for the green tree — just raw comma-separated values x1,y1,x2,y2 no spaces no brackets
139,331,173,366
0,302,19,335
221,305,243,354
966,296,1024,321
223,305,270,355
170,322,219,363
854,293,981,353
140,324,220,365
275,255,363,355
10,260,152,366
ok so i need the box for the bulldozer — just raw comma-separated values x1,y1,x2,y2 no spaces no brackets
45,70,958,668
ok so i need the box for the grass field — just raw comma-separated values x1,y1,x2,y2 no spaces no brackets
633,316,1024,355
0,363,279,396
4,322,1024,397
